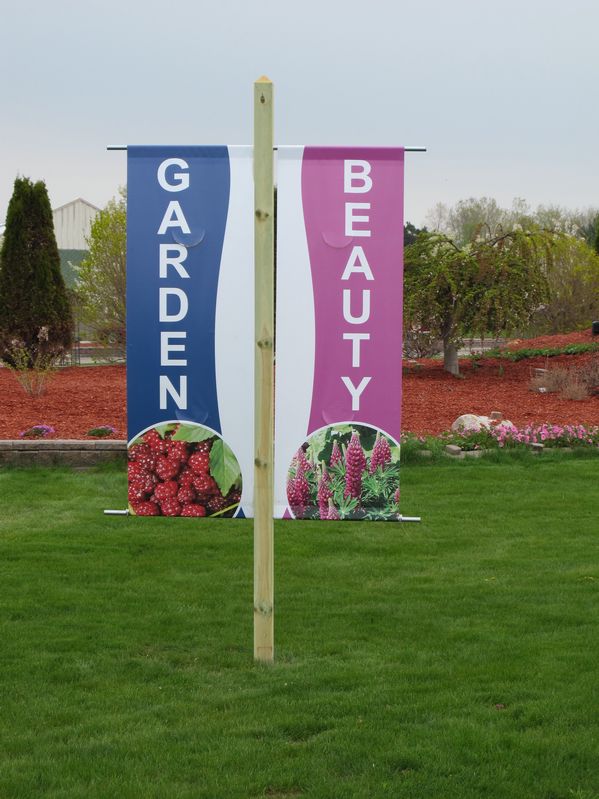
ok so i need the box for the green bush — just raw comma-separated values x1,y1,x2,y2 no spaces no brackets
0,177,72,367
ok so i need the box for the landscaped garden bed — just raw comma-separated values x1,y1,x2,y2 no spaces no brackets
1,331,597,440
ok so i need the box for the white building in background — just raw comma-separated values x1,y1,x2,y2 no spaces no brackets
52,198,100,250
0,197,100,249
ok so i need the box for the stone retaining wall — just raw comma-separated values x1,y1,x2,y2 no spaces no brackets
0,440,126,467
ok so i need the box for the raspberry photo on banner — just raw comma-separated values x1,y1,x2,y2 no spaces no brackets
128,422,242,518
286,423,401,521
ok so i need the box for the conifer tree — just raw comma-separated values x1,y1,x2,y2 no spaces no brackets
0,177,72,366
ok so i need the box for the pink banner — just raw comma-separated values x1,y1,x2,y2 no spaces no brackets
274,146,405,521
302,147,404,441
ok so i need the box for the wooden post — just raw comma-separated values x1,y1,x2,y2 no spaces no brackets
253,76,275,662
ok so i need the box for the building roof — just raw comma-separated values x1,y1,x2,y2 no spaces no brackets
52,197,101,214
0,197,102,239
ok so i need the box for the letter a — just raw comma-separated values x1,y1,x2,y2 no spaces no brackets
158,201,191,235
341,246,374,281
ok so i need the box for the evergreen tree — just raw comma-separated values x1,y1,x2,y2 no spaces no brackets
403,222,427,247
0,177,72,366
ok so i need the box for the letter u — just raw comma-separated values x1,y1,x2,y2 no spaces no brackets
342,289,371,324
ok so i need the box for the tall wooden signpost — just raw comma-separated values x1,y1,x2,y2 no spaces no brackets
113,76,422,665
253,77,275,662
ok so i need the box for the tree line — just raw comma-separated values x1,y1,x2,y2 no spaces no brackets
1,179,598,376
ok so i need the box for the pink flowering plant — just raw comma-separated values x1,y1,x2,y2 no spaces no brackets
434,422,599,451
19,424,55,439
491,422,599,449
287,423,401,521
86,425,117,438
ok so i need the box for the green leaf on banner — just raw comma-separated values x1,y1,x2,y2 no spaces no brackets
307,429,327,462
172,424,215,443
154,422,177,438
210,439,241,497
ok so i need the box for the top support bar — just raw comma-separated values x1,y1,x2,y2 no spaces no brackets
106,145,427,152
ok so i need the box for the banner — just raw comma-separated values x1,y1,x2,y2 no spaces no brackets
275,147,405,520
126,146,254,518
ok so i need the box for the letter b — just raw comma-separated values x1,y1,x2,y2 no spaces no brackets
344,160,372,194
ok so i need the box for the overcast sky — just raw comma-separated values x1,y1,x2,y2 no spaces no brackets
1,0,597,227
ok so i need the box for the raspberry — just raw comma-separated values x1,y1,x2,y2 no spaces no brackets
145,429,167,454
129,444,156,472
369,433,392,473
132,501,160,517
166,439,189,464
160,498,182,517
206,495,228,514
181,504,207,517
195,440,212,454
128,461,146,481
155,456,180,481
344,431,366,500
130,472,155,495
153,480,179,501
226,488,241,505
138,453,156,472
129,443,151,462
179,468,195,487
188,451,210,474
128,484,146,503
177,485,196,505
192,473,218,498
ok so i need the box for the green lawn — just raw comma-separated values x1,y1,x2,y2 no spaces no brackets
1,459,598,799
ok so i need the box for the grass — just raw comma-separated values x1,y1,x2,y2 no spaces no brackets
1,460,598,799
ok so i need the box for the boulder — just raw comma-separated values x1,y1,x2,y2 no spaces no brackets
451,414,492,433
451,413,513,433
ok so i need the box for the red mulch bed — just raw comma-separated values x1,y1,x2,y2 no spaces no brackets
1,332,597,439
0,366,127,440
504,330,594,351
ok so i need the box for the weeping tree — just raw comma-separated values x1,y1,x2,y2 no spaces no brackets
404,227,557,375
0,177,72,366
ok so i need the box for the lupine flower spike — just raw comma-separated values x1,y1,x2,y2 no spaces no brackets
344,431,366,499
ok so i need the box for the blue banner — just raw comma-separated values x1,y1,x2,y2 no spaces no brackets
127,146,230,436
126,146,254,518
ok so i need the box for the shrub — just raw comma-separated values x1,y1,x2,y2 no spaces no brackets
529,356,599,399
19,424,55,439
403,328,442,358
560,379,590,401
0,177,72,367
529,366,569,394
